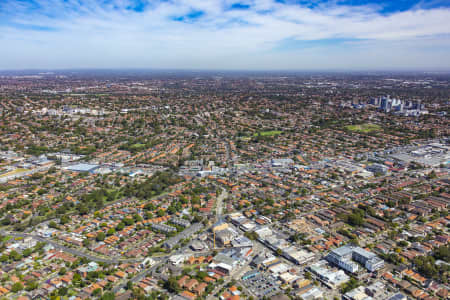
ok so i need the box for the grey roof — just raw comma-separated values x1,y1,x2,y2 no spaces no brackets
164,223,203,249
353,246,376,259
387,293,407,300
331,245,354,257
66,163,99,172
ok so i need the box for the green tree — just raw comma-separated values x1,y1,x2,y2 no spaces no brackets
414,255,438,278
25,281,38,291
101,291,115,300
58,286,68,296
340,277,360,293
9,250,22,261
123,217,134,226
22,248,33,257
11,282,24,293
83,238,91,247
72,272,82,286
133,214,143,222
244,231,259,240
163,277,180,293
96,232,106,241
434,245,449,262
92,288,102,296
116,222,125,231
348,213,364,226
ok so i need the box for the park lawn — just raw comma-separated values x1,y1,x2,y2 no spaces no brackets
254,130,282,137
129,143,146,151
345,124,381,133
0,168,29,178
2,236,12,242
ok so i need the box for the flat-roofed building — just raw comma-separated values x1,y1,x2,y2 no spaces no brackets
326,245,384,273
326,246,359,273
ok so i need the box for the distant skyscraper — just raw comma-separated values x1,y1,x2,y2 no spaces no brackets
370,96,425,116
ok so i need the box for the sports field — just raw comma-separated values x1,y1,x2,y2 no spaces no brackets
254,130,282,137
0,168,29,178
345,124,381,133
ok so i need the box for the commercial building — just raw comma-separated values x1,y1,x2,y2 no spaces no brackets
366,163,388,175
326,246,384,273
271,158,294,168
215,227,239,246
326,246,359,273
298,287,324,300
352,247,385,272
282,247,315,265
152,223,176,233
65,163,99,173
343,286,372,300
370,96,426,115
309,261,350,289
170,217,191,228
231,236,253,248
343,281,390,300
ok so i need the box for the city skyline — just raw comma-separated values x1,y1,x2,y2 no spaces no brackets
1,0,450,71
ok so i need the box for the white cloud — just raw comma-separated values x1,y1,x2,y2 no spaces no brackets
0,0,449,69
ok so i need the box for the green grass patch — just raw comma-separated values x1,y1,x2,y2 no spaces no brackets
0,168,30,178
345,124,381,133
129,143,146,151
2,236,12,242
254,130,282,137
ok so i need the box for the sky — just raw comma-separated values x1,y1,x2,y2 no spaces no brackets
0,0,450,71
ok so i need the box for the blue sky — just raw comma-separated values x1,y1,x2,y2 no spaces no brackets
0,0,449,70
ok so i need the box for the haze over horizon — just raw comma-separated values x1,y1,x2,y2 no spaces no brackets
1,0,450,71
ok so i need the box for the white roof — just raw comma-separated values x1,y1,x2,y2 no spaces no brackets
279,272,299,283
216,262,233,271
268,262,289,274
255,227,272,238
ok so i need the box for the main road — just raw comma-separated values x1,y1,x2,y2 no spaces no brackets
216,188,228,220
0,230,140,264
113,187,230,295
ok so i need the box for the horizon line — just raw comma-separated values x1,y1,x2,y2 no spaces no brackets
1,68,450,74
